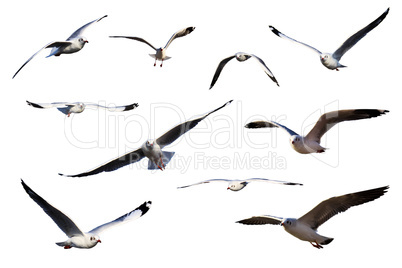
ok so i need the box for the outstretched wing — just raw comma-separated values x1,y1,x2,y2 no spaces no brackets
59,148,145,178
250,54,280,86
21,180,84,237
89,201,152,235
245,178,303,186
12,41,72,79
305,109,389,143
298,186,389,230
156,100,232,149
332,8,389,60
164,26,195,49
245,120,299,137
209,55,236,89
85,102,139,112
67,15,108,40
269,25,322,55
26,101,77,109
237,215,283,225
109,36,157,51
177,179,231,189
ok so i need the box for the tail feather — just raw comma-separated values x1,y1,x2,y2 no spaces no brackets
148,151,175,170
320,238,334,245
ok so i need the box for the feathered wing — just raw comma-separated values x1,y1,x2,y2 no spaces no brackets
332,8,389,60
12,41,72,79
177,179,231,189
67,15,108,40
21,180,84,237
85,102,139,112
237,215,283,225
59,149,145,178
305,109,389,143
209,55,236,89
298,186,389,230
269,25,322,55
89,201,152,235
109,36,157,51
164,26,195,49
26,101,77,109
245,120,299,137
250,54,280,86
245,178,303,186
156,100,232,149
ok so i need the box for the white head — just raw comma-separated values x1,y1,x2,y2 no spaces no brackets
78,37,89,45
280,218,297,229
227,181,247,191
235,52,251,62
290,135,302,146
145,140,154,149
88,234,101,247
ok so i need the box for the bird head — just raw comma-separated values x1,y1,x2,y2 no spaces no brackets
79,37,89,44
290,135,301,145
89,235,101,245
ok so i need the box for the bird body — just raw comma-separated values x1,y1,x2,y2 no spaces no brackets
12,15,107,78
269,8,389,70
237,186,389,248
245,109,389,154
21,180,151,249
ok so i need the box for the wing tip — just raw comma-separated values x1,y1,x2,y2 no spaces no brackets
269,25,281,37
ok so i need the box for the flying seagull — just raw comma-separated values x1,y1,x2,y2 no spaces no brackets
178,178,303,191
26,100,138,117
209,52,279,89
245,109,388,154
59,100,232,177
269,8,389,70
237,186,389,248
21,179,151,249
12,15,107,79
110,26,195,67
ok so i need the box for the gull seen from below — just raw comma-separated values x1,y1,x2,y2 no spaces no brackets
21,179,151,249
209,52,279,89
110,26,195,67
237,186,389,248
178,178,303,191
12,15,107,78
26,100,138,117
269,8,389,70
245,109,388,154
59,100,233,177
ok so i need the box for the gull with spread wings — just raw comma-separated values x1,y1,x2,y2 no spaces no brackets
178,178,302,191
209,52,279,89
237,186,388,248
59,100,232,177
12,15,107,78
26,100,138,117
21,179,151,249
269,8,389,70
110,26,195,67
245,109,388,154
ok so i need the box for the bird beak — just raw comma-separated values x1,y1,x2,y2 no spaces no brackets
227,187,230,190
97,240,101,243
85,40,89,43
291,141,294,144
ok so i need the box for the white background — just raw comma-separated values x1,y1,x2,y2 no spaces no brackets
1,0,400,267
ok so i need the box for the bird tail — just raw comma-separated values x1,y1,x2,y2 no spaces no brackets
57,107,70,115
55,241,68,247
320,237,334,245
147,151,175,170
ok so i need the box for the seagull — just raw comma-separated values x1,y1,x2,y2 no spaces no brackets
178,178,303,191
245,109,388,154
269,8,389,70
209,52,279,89
109,26,195,67
12,15,107,79
26,100,138,117
237,186,389,249
21,179,151,249
59,100,232,177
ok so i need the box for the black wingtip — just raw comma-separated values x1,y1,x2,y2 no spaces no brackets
269,25,281,37
26,100,43,109
138,201,152,215
124,103,139,111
